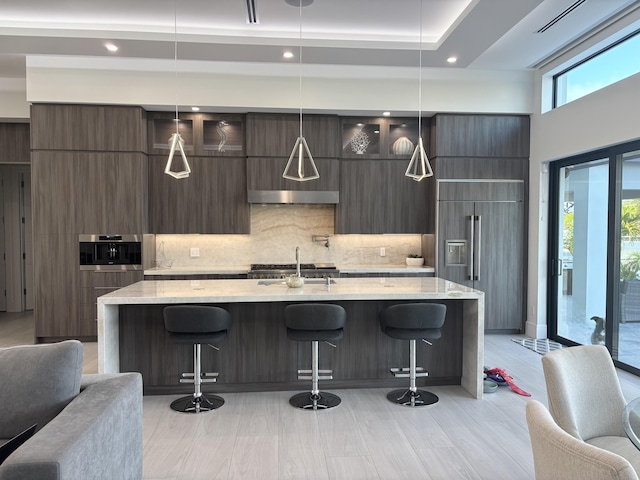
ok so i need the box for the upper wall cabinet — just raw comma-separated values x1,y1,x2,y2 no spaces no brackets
340,117,429,159
432,114,530,158
148,156,250,234
148,112,245,157
31,104,147,152
246,113,339,158
336,159,433,234
31,151,147,235
0,123,30,163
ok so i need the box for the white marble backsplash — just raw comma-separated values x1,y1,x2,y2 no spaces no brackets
157,205,423,267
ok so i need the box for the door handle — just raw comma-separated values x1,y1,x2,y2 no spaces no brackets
475,215,481,281
468,215,474,280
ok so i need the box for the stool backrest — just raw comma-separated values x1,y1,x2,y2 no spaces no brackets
284,303,346,331
380,303,446,330
163,305,231,334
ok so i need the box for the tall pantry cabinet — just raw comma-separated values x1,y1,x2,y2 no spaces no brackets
30,104,147,341
431,114,529,332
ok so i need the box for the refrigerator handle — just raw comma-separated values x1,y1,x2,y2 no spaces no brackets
475,215,481,281
468,215,474,280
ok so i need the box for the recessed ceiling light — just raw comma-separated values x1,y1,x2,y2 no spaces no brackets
105,43,119,53
283,51,294,59
191,106,200,112
383,112,391,116
447,56,457,64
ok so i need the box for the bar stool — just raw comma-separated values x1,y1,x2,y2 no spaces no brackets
163,305,231,414
285,303,346,410
380,303,446,407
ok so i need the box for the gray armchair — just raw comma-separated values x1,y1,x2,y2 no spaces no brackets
526,400,639,480
542,345,640,473
0,341,143,480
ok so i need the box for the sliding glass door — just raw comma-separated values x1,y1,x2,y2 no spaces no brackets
616,149,640,368
549,140,640,374
551,158,609,346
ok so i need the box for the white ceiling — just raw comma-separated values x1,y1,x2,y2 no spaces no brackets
0,0,638,81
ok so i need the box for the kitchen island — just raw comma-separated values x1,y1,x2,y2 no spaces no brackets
98,277,485,398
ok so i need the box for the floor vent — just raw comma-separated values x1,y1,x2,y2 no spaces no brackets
246,0,259,24
536,0,588,33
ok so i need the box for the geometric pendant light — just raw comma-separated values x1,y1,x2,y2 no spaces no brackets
165,1,191,179
283,0,319,182
165,132,191,179
405,0,433,182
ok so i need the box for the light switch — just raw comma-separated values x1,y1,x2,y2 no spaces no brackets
190,247,200,258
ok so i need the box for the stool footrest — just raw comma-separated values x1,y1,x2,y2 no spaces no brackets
298,375,333,381
179,372,219,384
390,367,428,378
298,369,333,375
179,378,218,384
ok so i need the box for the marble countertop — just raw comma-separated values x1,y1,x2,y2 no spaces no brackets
98,277,481,305
144,266,250,276
144,264,435,276
339,264,435,274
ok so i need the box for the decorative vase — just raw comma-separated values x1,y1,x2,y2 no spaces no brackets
392,136,414,155
406,257,424,266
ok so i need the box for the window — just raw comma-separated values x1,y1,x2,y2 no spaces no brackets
553,30,640,108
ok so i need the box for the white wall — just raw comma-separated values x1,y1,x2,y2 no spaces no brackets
23,56,534,116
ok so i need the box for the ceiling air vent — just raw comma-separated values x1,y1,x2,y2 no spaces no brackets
536,0,588,33
246,0,259,24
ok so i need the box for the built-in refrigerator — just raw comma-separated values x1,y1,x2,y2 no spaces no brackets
437,180,525,332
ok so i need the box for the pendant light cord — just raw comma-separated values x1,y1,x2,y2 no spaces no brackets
418,0,422,136
174,0,179,134
298,0,303,139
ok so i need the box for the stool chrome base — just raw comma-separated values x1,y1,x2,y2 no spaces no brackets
386,388,438,407
170,393,225,414
289,391,341,410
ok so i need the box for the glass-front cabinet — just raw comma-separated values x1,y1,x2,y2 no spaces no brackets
340,117,421,159
148,112,245,156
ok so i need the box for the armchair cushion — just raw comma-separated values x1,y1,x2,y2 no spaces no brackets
0,341,83,438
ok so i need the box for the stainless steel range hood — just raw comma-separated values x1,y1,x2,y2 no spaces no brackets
247,190,339,204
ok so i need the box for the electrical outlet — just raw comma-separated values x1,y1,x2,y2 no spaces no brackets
380,247,386,257
190,247,200,258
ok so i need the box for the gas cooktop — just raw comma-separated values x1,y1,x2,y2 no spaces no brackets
250,263,337,271
248,263,339,279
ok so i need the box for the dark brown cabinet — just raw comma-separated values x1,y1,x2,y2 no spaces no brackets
30,104,147,152
148,155,250,234
336,116,433,234
246,113,339,158
78,270,143,337
0,123,30,163
432,114,529,158
148,112,245,157
336,158,433,234
31,104,148,341
31,151,147,235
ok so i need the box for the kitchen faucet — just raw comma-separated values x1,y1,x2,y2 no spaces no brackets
295,247,301,277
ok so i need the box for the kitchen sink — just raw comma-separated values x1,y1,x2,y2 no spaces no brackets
257,278,337,286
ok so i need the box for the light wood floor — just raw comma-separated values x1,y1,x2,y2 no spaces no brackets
3,311,640,480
